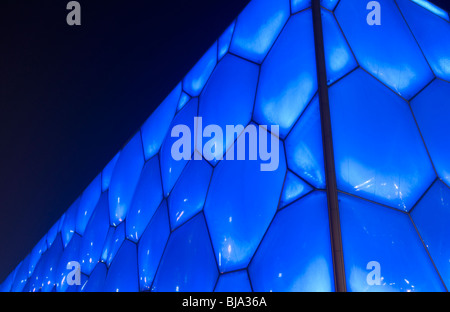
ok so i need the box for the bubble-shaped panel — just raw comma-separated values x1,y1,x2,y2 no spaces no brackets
81,262,107,292
101,222,125,267
109,132,145,226
61,197,80,247
280,170,313,208
152,213,218,292
218,20,236,60
102,152,120,192
204,125,286,272
250,192,334,291
76,174,101,235
411,79,450,186
183,43,217,96
329,68,435,211
168,158,212,230
138,201,170,291
254,10,317,138
230,0,290,64
339,193,445,292
126,155,163,242
335,0,434,99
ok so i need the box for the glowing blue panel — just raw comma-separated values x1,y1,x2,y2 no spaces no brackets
102,222,125,267
126,155,163,242
410,0,449,20
285,96,325,189
55,234,82,292
102,152,120,192
28,235,47,278
321,0,339,11
215,270,252,292
137,201,170,291
168,159,212,230
412,181,450,288
329,69,435,211
79,192,110,275
411,80,450,185
218,21,236,60
204,126,286,272
76,174,101,235
322,8,357,85
61,197,80,247
81,262,107,292
335,0,434,99
250,192,334,291
46,220,59,248
198,54,259,165
291,0,311,13
109,132,145,226
183,43,217,96
280,171,313,208
11,255,31,292
160,97,198,196
230,0,290,63
103,240,139,292
397,0,450,80
152,213,218,292
141,84,180,160
177,91,191,111
339,193,445,292
254,10,317,138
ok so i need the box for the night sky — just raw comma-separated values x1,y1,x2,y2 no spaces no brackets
0,0,449,283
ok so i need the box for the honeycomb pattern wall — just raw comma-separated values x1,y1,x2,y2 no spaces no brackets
1,0,450,292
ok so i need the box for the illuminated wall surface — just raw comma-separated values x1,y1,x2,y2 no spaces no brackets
1,0,450,292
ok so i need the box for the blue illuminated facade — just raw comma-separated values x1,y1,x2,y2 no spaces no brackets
1,0,450,292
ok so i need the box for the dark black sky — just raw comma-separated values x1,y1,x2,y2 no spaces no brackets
0,0,250,282
0,0,449,283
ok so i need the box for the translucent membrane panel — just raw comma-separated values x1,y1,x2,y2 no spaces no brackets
412,181,450,288
198,54,259,165
75,174,101,235
339,193,445,292
55,234,82,292
411,80,450,185
101,152,120,192
81,262,107,292
249,192,334,292
218,21,236,60
137,201,170,291
11,255,31,292
103,240,139,292
215,270,252,292
108,132,145,226
335,0,434,99
28,235,47,278
160,97,198,197
230,0,290,64
152,213,218,292
280,170,313,208
141,84,180,160
168,158,213,230
204,125,286,272
291,0,311,13
397,0,450,81
321,8,357,85
321,0,339,11
177,91,191,111
285,96,325,189
46,220,59,248
410,0,450,20
101,222,125,267
61,197,80,247
79,192,110,275
254,10,317,138
29,235,64,292
126,155,163,242
329,69,434,211
183,43,217,96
